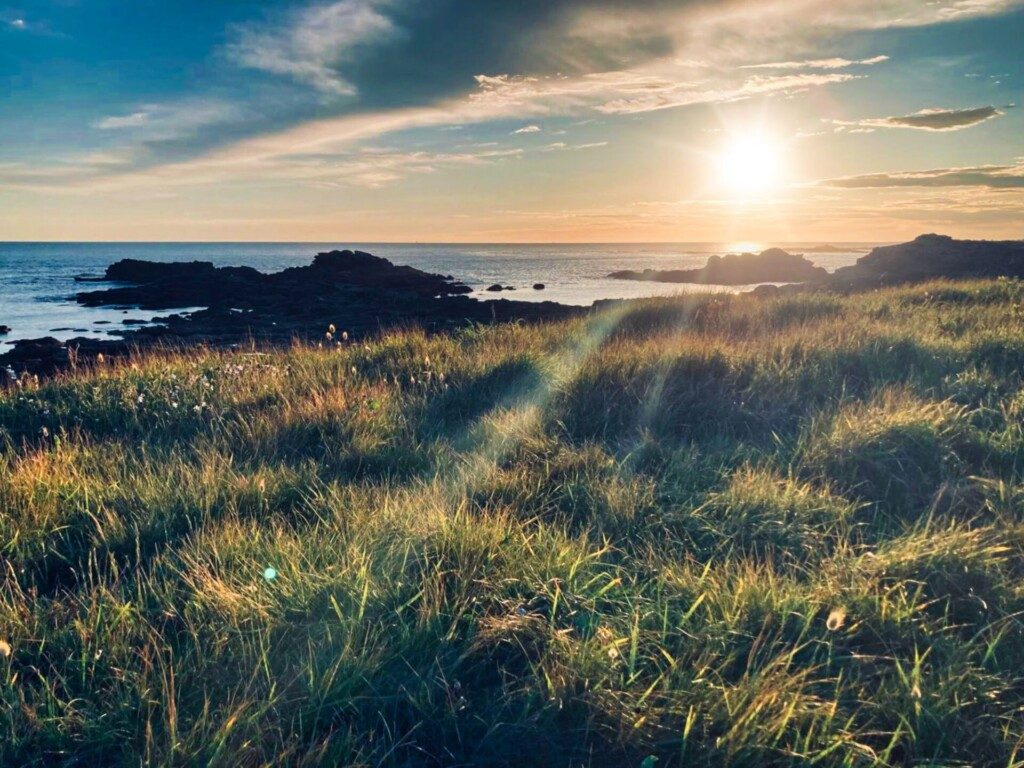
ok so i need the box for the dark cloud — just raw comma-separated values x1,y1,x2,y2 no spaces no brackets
822,163,1024,189
834,106,1003,131
333,0,690,109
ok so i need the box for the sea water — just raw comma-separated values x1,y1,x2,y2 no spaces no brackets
0,242,874,345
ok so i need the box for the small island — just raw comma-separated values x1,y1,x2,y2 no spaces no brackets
608,248,829,285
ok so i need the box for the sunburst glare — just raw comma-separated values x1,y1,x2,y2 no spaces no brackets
714,132,787,198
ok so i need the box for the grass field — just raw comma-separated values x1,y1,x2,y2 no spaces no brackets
3,279,1024,766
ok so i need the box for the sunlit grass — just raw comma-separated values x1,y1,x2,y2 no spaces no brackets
3,278,1024,765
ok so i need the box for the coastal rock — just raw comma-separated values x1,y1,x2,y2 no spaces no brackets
0,325,10,335
1,338,68,375
609,248,828,285
76,250,474,310
4,250,583,375
829,234,1024,288
533,283,546,290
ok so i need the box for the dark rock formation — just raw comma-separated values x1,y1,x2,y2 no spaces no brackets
0,325,10,335
533,283,546,290
485,284,515,292
609,248,828,285
1,338,68,375
4,249,582,376
829,234,1024,288
76,250,473,310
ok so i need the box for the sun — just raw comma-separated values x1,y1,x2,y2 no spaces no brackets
714,133,786,197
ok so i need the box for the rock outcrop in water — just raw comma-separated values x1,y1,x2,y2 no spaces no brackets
75,250,474,309
609,248,828,285
828,234,1024,288
3,250,580,375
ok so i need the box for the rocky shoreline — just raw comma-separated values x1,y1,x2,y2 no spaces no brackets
2,249,582,376
6,235,1024,377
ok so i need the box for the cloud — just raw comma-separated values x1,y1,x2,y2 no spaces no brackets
15,0,1024,196
742,55,889,70
225,0,400,96
94,111,151,130
91,101,239,140
540,141,608,151
279,146,525,188
512,125,542,134
467,69,863,118
833,106,1004,132
821,161,1024,189
594,72,862,114
1,10,55,34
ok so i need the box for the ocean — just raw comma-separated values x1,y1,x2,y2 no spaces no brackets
0,242,875,345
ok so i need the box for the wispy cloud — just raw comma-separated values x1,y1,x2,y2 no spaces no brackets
94,111,151,130
540,141,608,151
512,125,542,134
821,161,1024,189
1,10,55,35
833,106,1005,131
741,55,889,70
470,69,862,117
225,0,400,96
91,101,239,140
282,146,524,188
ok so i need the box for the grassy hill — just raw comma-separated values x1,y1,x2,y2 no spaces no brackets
3,279,1024,766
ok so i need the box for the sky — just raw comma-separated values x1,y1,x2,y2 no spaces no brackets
0,0,1022,242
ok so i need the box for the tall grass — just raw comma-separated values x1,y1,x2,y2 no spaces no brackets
3,278,1024,765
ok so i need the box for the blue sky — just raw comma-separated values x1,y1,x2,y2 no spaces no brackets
1,0,1022,241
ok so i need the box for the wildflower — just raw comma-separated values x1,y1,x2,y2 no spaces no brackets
0,639,10,658
96,353,105,364
171,401,178,409
325,332,333,341
328,324,336,334
137,394,144,404
351,366,357,375
410,375,417,385
826,607,846,631
40,426,49,438
424,355,431,366
438,372,445,383
342,331,349,341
